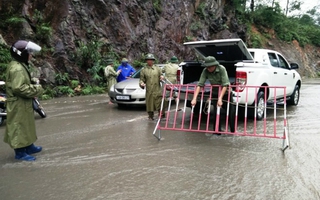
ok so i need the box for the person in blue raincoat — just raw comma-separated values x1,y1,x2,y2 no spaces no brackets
4,40,44,161
116,58,136,82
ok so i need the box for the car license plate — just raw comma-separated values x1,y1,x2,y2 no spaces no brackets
116,95,130,100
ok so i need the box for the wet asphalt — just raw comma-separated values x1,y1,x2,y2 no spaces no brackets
0,78,320,200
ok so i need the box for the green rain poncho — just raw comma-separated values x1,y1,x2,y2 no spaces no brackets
162,63,179,84
139,65,163,112
104,65,118,93
4,61,43,149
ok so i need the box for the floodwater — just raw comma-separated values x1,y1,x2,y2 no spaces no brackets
0,79,319,200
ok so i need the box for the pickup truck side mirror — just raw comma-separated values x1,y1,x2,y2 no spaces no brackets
290,63,299,70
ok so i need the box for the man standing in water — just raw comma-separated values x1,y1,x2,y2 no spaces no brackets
139,53,164,120
191,56,235,133
162,56,180,106
104,58,121,104
5,40,44,161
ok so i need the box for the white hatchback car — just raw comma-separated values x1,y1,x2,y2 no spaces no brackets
108,67,146,107
108,64,181,107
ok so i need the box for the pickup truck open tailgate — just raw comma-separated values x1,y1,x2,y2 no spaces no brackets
183,38,254,63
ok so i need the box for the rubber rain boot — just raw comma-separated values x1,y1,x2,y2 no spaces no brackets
25,144,42,154
158,110,165,119
148,112,154,120
14,148,36,161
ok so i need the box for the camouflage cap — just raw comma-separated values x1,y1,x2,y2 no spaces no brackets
170,56,178,63
204,56,219,67
121,58,129,63
145,53,156,60
106,58,113,65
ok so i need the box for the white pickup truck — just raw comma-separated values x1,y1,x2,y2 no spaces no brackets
179,38,302,120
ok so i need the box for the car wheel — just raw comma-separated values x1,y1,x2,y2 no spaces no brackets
249,91,265,121
287,85,300,106
256,91,266,120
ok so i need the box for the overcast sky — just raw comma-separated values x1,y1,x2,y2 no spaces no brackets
256,0,319,15
278,0,320,14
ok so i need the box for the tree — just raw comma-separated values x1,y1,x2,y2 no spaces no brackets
285,0,289,16
288,0,302,15
299,14,315,26
250,0,254,12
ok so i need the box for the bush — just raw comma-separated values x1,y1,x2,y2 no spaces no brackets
81,85,105,95
56,86,74,97
0,44,11,81
74,39,103,70
70,80,80,89
55,73,70,85
40,87,57,100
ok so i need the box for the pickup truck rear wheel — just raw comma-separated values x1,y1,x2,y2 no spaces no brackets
287,85,300,105
249,91,265,120
256,91,265,120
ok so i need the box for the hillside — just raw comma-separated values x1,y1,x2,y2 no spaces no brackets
0,0,319,86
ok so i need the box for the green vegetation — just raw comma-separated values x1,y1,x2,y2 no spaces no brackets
41,87,57,100
33,10,53,44
132,57,146,69
87,62,104,82
152,0,162,13
81,84,105,95
234,1,320,47
39,39,122,99
74,40,103,70
184,35,195,42
190,21,204,31
55,73,70,85
73,39,124,81
196,2,207,19
5,16,26,24
56,85,74,96
70,80,80,89
250,33,264,48
0,44,11,81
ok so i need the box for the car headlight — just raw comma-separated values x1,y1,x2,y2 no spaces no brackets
109,84,115,92
131,87,145,94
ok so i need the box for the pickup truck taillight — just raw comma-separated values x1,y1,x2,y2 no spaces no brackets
235,71,247,92
177,69,181,83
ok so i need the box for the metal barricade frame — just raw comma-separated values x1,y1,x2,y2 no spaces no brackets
153,83,290,152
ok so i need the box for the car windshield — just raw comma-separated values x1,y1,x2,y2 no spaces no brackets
131,64,164,79
131,68,142,78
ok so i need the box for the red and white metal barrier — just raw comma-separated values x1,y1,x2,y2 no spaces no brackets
153,83,289,151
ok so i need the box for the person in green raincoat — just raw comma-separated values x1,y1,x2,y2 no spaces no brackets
4,40,44,161
162,56,179,84
162,56,180,105
104,58,121,104
139,53,164,120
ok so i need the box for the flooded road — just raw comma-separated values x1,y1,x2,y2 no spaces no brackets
0,79,320,200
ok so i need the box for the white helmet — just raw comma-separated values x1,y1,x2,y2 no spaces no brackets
10,40,41,64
